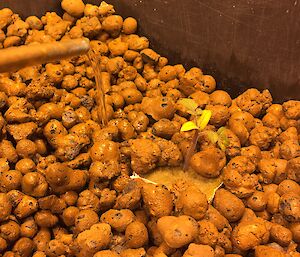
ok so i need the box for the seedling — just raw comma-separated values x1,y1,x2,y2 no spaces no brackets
178,98,212,170
206,127,230,151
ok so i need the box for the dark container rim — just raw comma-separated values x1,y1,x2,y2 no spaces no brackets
0,0,300,103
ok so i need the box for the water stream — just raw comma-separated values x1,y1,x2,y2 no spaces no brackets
87,51,108,127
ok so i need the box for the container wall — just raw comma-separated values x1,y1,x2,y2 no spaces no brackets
1,0,300,102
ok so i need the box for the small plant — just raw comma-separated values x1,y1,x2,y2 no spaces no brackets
206,127,230,151
178,98,212,170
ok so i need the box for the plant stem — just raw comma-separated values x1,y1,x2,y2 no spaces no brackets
183,129,199,171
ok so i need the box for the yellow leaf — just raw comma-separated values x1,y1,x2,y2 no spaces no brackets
195,108,203,116
180,121,198,132
197,110,212,130
206,131,218,144
217,141,226,151
178,98,198,112
217,127,230,151
217,126,227,135
218,135,230,150
223,137,230,147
